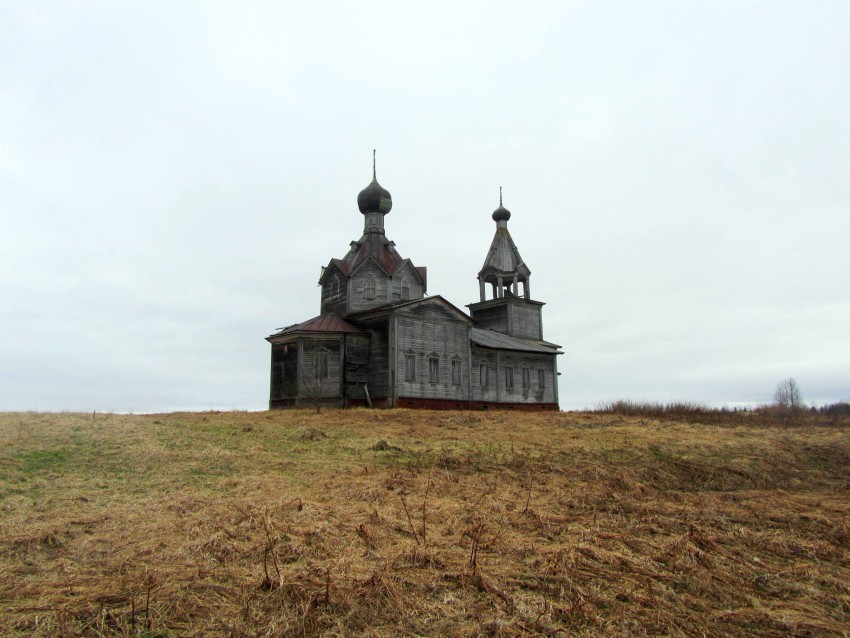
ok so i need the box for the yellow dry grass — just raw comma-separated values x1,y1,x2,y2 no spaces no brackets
0,409,848,637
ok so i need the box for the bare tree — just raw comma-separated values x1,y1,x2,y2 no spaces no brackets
301,348,331,414
774,378,803,409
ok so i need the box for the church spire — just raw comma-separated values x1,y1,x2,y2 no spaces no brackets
492,187,512,224
357,150,392,234
477,192,530,301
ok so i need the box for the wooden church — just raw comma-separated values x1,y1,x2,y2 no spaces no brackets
266,159,562,410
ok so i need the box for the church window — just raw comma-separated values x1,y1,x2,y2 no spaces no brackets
364,276,376,300
404,353,416,382
428,355,440,384
505,366,514,390
537,369,545,389
451,358,462,386
316,349,329,380
522,367,531,390
479,362,489,387
401,278,410,301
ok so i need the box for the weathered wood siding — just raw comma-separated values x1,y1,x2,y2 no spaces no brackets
470,346,497,403
270,341,299,400
320,270,348,316
389,262,424,303
394,301,470,402
300,338,342,399
509,303,543,340
495,350,556,404
348,261,391,313
470,305,508,333
343,335,370,401
470,348,557,405
353,319,389,400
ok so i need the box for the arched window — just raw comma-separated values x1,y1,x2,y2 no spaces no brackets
404,351,416,382
428,354,440,384
315,348,330,380
364,276,376,300
451,357,462,386
479,361,489,387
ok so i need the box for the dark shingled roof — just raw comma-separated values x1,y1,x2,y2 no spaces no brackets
269,313,367,338
347,233,406,276
322,235,426,287
470,327,560,353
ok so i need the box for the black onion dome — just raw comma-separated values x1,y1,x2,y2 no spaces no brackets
357,178,393,214
492,204,511,222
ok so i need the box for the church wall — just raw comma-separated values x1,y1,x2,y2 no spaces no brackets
300,338,343,400
470,348,557,405
343,335,370,403
359,321,390,400
510,303,543,340
394,303,470,403
320,271,348,316
470,305,509,333
496,351,557,404
270,341,299,404
470,346,497,403
349,261,392,314
389,262,424,303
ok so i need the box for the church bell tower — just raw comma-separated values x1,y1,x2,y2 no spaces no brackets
467,191,546,341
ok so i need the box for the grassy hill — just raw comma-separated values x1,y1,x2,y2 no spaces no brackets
1,409,848,637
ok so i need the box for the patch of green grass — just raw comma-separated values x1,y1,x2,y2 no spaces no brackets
13,448,71,474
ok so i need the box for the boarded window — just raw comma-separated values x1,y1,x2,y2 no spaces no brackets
452,359,462,386
522,367,531,390
404,354,416,382
316,351,329,380
479,362,488,387
429,356,439,384
364,277,376,300
401,279,410,301
505,366,514,390
538,369,545,389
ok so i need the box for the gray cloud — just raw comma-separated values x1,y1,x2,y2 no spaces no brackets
2,1,848,411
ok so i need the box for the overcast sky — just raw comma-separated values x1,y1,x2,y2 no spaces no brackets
2,1,848,412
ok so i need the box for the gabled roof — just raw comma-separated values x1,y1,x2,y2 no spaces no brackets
348,233,404,275
319,235,426,287
348,295,474,324
470,327,561,354
267,313,367,340
327,258,352,277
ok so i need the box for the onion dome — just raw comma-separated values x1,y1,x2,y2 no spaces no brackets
492,187,511,222
357,177,392,214
357,150,392,214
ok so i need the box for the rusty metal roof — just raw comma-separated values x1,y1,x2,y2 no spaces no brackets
269,313,368,338
347,234,406,276
322,235,426,287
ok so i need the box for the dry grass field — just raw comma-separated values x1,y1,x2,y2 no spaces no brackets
1,409,848,637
